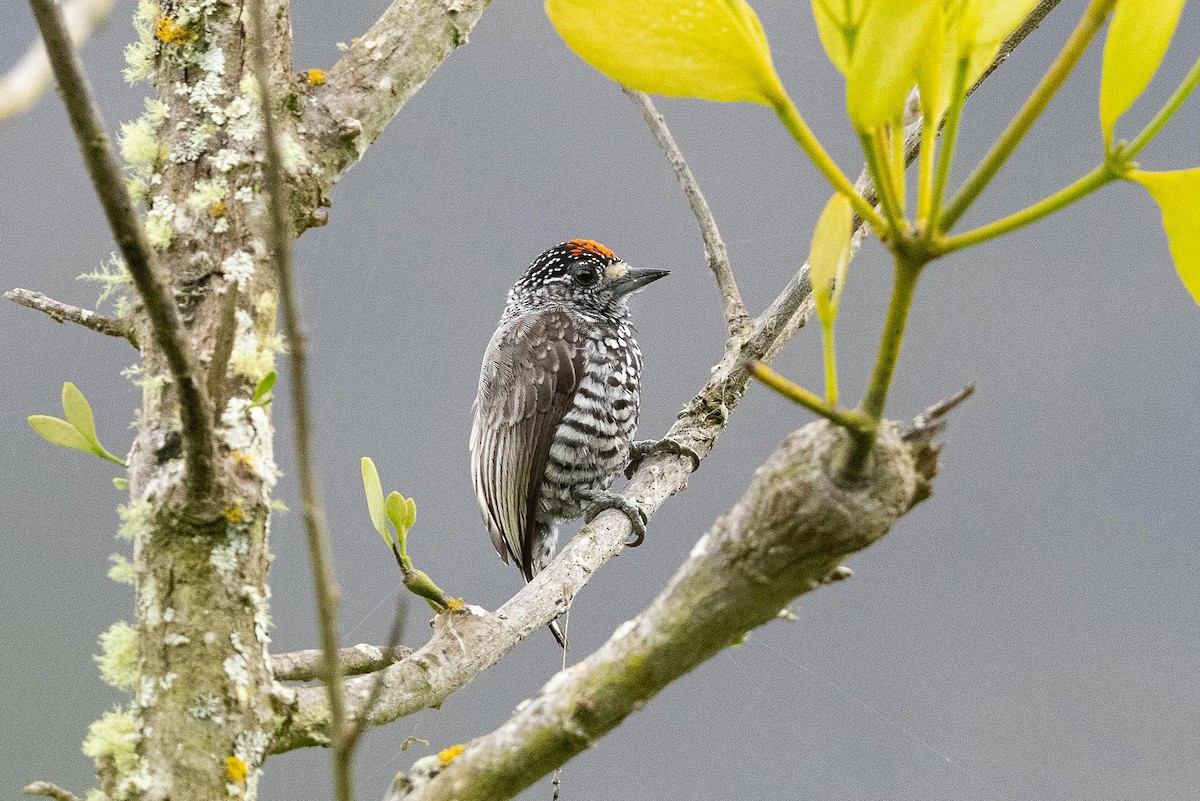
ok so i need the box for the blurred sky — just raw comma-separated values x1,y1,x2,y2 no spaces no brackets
2,2,1198,800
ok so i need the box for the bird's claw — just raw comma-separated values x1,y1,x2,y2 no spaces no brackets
625,437,701,479
579,490,648,547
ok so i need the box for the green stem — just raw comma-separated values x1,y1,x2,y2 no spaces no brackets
1124,55,1200,161
822,323,839,406
926,57,970,232
939,0,1118,232
941,164,1115,252
890,117,906,214
747,360,872,438
98,448,127,467
842,258,924,476
863,131,903,231
860,259,923,423
916,107,938,225
773,95,890,237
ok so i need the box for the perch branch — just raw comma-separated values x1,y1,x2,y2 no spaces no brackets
28,0,216,513
622,87,750,339
391,419,943,801
302,0,491,190
274,644,413,682
270,0,1060,754
0,0,115,124
5,288,135,346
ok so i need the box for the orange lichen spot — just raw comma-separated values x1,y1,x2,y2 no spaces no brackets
223,505,244,524
226,755,248,783
154,16,189,44
444,597,465,611
567,239,615,260
230,449,254,468
209,201,227,219
438,744,466,766
305,68,327,86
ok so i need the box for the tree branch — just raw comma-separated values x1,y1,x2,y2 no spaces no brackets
28,0,216,513
270,0,1062,755
5,287,136,346
23,782,83,801
0,0,115,125
301,0,491,194
273,644,413,682
391,420,939,801
622,87,750,339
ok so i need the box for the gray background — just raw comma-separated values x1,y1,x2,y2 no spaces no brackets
2,2,1198,799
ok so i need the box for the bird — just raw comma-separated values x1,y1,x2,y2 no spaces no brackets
469,239,683,647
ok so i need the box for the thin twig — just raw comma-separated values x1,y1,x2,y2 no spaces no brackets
23,782,83,801
248,1,350,800
621,87,750,339
273,643,413,682
904,384,976,443
5,287,136,346
0,0,115,125
29,0,216,513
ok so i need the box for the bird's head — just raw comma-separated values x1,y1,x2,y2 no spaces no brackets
509,239,668,316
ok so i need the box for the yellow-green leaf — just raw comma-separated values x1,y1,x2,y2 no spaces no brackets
845,0,940,132
385,491,408,536
29,415,92,453
61,382,100,448
405,497,417,531
809,193,854,326
916,3,957,125
545,0,786,106
810,0,866,75
1131,168,1200,305
1100,0,1186,150
361,457,390,545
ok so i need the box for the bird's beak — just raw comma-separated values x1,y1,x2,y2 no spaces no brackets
609,265,669,297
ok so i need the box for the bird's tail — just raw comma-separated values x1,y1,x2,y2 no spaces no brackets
548,617,567,648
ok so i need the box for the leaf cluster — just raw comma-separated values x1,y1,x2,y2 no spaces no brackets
360,457,456,612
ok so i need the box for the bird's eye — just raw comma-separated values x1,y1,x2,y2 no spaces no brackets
574,266,600,286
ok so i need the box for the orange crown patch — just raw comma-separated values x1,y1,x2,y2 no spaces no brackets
566,239,616,260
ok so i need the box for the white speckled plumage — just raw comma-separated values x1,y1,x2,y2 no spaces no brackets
470,240,666,643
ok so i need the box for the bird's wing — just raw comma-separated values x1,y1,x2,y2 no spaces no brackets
470,309,581,579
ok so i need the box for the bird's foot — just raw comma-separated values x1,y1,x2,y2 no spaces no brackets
625,437,701,479
578,489,648,547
